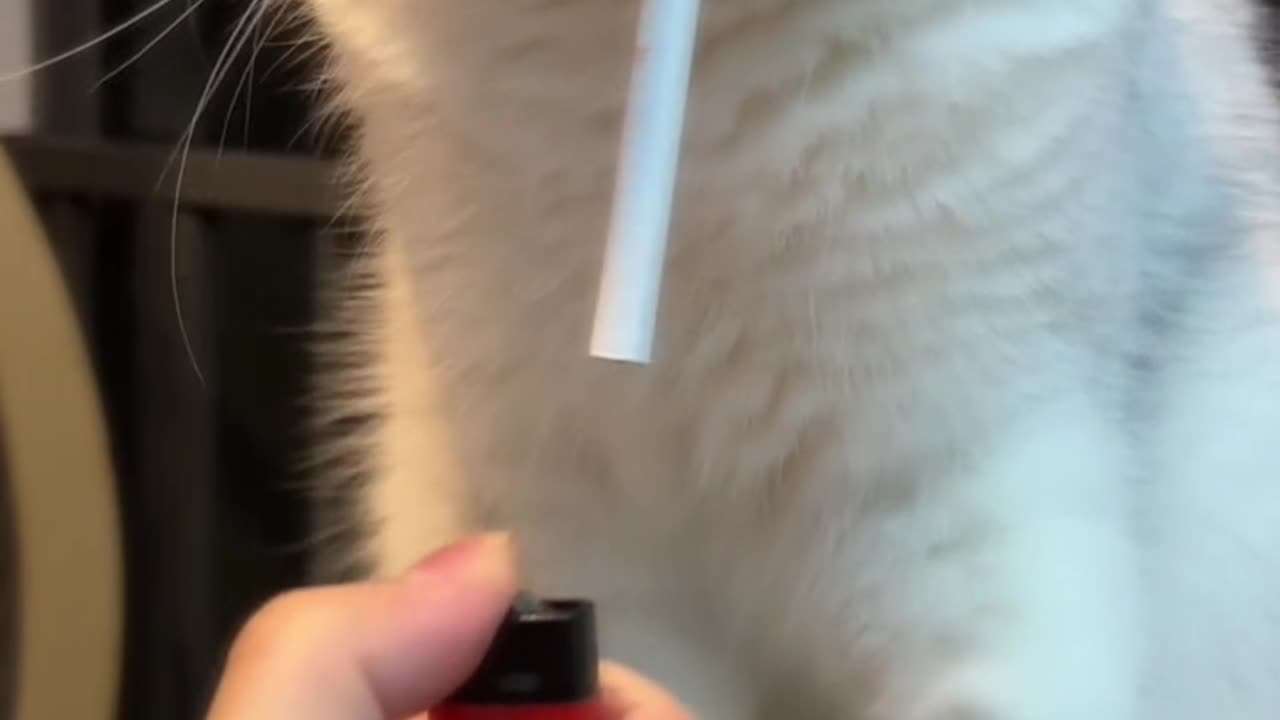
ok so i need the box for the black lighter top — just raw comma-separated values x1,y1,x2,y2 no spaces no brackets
444,598,600,707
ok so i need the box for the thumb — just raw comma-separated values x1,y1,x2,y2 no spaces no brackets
207,534,518,720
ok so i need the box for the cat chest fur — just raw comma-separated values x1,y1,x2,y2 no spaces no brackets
347,1,1146,509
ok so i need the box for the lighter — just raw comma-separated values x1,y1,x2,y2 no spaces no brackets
431,597,604,720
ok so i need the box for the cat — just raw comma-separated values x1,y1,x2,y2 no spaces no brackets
301,0,1280,717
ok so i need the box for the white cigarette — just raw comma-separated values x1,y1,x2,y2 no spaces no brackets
589,0,702,364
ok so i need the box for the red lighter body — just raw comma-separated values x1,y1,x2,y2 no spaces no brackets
432,699,607,720
431,599,602,720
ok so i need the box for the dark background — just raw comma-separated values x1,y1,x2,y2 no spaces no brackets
17,1,344,718
11,1,1280,720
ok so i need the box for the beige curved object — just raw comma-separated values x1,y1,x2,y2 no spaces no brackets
0,149,123,720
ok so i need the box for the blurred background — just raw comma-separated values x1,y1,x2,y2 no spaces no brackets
1,1,351,719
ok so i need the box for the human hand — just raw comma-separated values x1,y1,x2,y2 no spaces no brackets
206,534,692,720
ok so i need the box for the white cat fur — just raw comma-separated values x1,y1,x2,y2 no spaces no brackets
302,0,1280,717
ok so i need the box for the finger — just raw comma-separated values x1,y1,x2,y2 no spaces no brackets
206,533,517,720
600,662,695,720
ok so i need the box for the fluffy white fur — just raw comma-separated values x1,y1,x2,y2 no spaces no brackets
302,0,1280,717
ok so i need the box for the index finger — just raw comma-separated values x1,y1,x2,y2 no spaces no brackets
207,534,517,720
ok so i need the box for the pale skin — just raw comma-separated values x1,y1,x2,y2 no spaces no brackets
206,534,691,720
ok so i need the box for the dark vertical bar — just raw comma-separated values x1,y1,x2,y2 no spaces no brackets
30,0,111,344
31,0,103,135
100,0,138,138
125,207,216,720
112,2,187,718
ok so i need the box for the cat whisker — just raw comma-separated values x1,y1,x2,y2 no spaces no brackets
92,0,208,91
215,1,291,158
216,30,262,160
166,0,274,387
0,0,177,83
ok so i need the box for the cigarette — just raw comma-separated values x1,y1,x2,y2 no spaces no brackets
589,0,702,364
